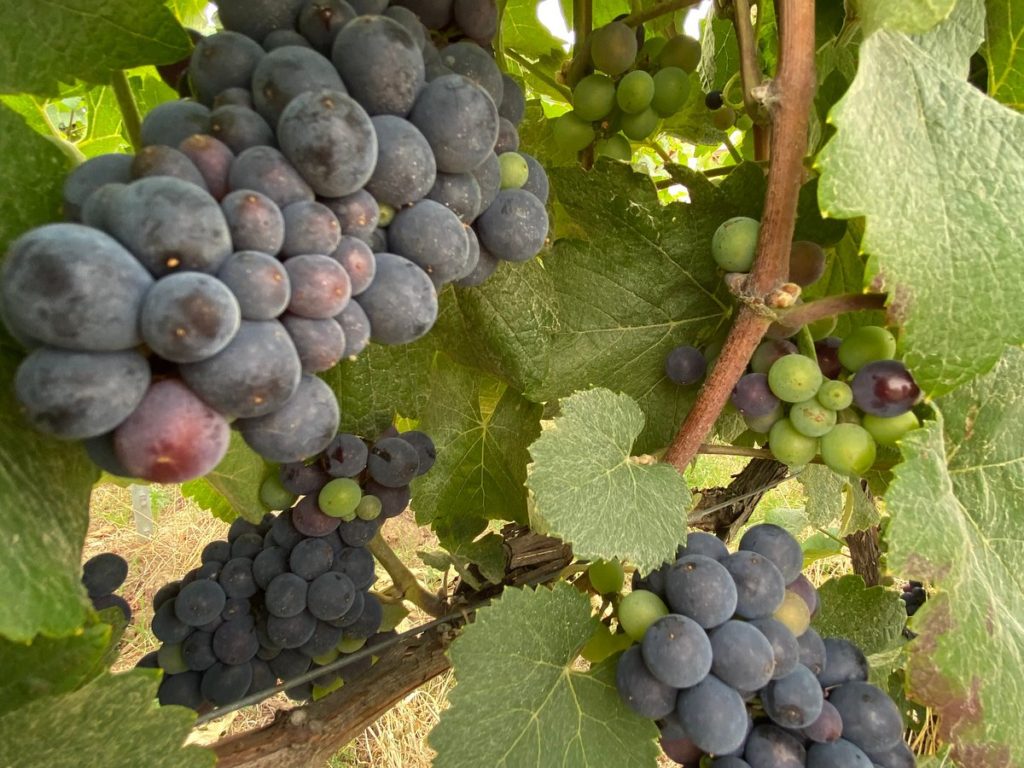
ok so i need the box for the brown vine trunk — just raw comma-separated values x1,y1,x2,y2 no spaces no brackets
846,526,882,586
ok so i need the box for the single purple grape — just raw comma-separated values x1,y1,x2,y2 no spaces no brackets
851,360,920,417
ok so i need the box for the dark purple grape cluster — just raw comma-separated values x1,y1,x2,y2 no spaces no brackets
136,427,434,711
620,526,916,767
82,552,131,621
900,581,926,618
726,326,922,477
1,0,545,484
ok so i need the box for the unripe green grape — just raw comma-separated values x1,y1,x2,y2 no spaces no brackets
378,203,395,227
620,107,659,140
744,402,784,434
616,70,655,114
712,105,736,130
313,648,339,665
768,418,819,466
157,643,189,675
837,325,896,372
597,133,632,161
319,477,362,519
773,591,811,636
590,21,638,76
658,35,701,73
260,474,298,511
588,558,625,594
498,152,529,189
820,423,877,476
552,111,596,152
862,411,920,446
768,354,823,403
751,338,796,374
640,36,667,62
736,114,754,131
572,73,617,121
789,398,837,438
712,216,760,272
618,589,668,641
808,314,837,340
581,623,633,663
355,494,382,520
650,67,690,117
817,380,853,411
338,636,366,653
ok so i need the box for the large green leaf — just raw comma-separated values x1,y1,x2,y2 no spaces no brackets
984,0,1024,108
0,339,95,641
817,23,1024,396
412,356,542,581
527,388,689,572
852,0,958,35
0,670,213,768
320,337,437,437
813,575,907,656
0,620,110,716
0,102,72,252
430,582,659,767
0,0,190,95
181,432,268,524
886,347,1024,766
501,0,568,58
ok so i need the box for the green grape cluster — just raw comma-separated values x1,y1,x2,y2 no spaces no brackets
552,20,701,158
731,326,924,477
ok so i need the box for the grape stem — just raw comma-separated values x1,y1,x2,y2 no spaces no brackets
111,70,143,152
622,0,702,27
731,0,766,121
505,48,573,101
367,533,446,618
565,0,593,88
663,0,817,473
796,324,816,359
776,292,888,329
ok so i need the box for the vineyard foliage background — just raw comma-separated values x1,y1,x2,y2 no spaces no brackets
0,0,1022,766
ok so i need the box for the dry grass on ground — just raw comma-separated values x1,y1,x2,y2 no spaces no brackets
86,456,938,767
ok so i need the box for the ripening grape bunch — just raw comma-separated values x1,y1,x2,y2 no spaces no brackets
553,19,702,158
137,427,434,711
0,0,546,484
605,526,916,768
82,552,132,622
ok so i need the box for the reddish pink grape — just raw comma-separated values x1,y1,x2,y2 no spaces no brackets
814,336,842,379
114,380,229,482
851,360,921,417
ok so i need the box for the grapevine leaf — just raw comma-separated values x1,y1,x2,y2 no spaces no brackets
0,102,72,252
0,619,110,716
797,464,845,528
886,347,1024,766
320,336,437,437
526,388,689,572
813,575,907,656
984,0,1024,108
0,339,95,642
800,531,845,566
181,432,268,524
430,583,660,768
852,0,958,35
412,357,542,580
818,25,1024,396
437,261,558,397
0,670,212,768
0,0,191,95
501,0,567,58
